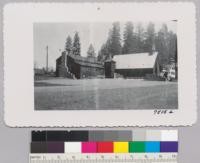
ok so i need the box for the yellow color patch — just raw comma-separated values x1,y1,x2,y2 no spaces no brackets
114,142,129,153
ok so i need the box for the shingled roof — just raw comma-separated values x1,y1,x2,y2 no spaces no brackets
113,52,158,69
68,54,104,68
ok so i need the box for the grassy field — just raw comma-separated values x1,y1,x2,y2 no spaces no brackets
34,78,178,110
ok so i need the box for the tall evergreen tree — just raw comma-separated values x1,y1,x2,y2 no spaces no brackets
65,36,72,54
97,42,110,61
109,22,122,57
135,23,145,53
87,44,96,57
155,24,169,65
144,22,155,54
155,23,177,66
122,22,135,54
174,34,178,64
168,31,177,62
72,32,81,56
97,50,103,61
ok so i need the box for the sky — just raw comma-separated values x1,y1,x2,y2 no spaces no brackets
34,21,177,69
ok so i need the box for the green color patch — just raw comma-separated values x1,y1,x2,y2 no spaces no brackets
129,142,145,153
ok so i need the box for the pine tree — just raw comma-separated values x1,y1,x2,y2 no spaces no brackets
155,30,165,65
87,44,96,57
97,42,110,61
155,23,177,66
72,32,81,56
168,31,177,62
135,23,145,53
174,34,177,64
97,50,103,61
109,22,122,57
65,36,72,54
144,22,155,54
122,22,136,54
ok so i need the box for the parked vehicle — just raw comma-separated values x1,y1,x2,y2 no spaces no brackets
160,64,176,81
167,66,176,81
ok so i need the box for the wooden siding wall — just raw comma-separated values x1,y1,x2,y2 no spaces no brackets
115,68,154,78
67,56,80,79
80,66,104,79
67,55,104,79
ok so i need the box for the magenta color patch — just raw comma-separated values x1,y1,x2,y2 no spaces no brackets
82,142,97,153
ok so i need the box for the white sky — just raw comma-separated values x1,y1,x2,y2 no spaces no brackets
34,21,176,69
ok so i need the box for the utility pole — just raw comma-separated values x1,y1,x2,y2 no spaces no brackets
46,46,48,73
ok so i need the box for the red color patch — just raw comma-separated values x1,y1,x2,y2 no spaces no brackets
97,142,113,153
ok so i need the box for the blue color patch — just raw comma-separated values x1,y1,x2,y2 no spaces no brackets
145,141,160,152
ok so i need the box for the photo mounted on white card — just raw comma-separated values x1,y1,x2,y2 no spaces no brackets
3,3,197,127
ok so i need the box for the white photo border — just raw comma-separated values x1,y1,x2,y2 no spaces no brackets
3,2,197,127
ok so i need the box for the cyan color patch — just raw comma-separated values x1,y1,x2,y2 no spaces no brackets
145,141,160,152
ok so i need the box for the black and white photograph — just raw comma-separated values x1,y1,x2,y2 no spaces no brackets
34,21,178,110
4,3,197,126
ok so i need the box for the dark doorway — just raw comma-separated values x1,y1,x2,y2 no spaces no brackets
104,60,116,78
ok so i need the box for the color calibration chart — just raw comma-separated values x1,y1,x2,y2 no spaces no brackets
30,130,178,163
